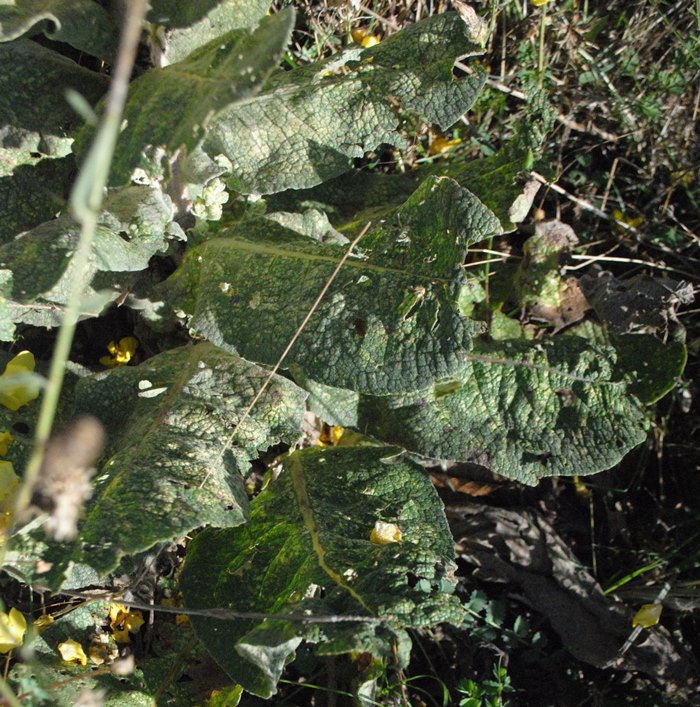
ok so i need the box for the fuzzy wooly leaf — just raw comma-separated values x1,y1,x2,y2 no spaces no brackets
352,336,649,484
150,0,272,65
206,10,487,194
180,445,462,697
96,8,295,185
161,175,501,395
0,41,107,176
69,343,307,576
0,0,119,60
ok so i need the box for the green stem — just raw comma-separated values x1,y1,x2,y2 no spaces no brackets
537,6,546,86
3,0,148,554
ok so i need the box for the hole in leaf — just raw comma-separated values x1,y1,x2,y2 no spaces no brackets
352,318,367,338
12,422,30,434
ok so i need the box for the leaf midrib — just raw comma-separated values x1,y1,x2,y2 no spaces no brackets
199,236,455,283
288,452,374,613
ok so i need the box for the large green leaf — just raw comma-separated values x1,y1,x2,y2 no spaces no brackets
0,40,108,176
150,0,271,64
69,343,307,575
99,9,295,185
162,175,501,395
180,445,462,697
349,337,649,485
206,11,486,195
302,336,650,484
0,0,119,59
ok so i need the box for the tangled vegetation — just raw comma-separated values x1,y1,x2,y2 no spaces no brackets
0,1,697,704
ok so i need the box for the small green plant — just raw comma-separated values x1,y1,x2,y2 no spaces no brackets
456,664,515,707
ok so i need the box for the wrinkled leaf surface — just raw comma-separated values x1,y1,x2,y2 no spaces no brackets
208,11,486,194
71,343,307,575
307,337,649,484
162,176,501,394
101,9,294,184
180,445,461,697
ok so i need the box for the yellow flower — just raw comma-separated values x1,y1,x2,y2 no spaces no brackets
370,520,403,545
632,603,663,628
428,136,462,156
58,639,87,666
317,425,344,447
360,35,380,48
109,603,145,643
0,431,12,457
100,337,139,368
33,614,55,631
0,607,27,654
0,351,40,411
351,28,381,48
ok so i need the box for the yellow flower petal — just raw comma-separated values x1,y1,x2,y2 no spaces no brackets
118,337,138,359
632,603,663,628
101,337,139,368
530,0,554,5
58,639,87,666
124,610,144,634
428,136,462,156
360,35,380,48
109,603,126,624
317,425,345,447
0,431,12,457
99,354,120,368
0,351,40,411
0,608,27,654
33,614,55,631
109,603,144,643
369,520,402,545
